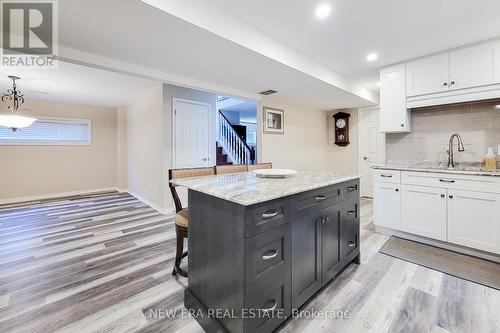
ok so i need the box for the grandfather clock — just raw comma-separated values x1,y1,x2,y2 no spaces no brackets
333,112,350,146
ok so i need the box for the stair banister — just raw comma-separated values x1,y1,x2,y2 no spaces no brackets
218,111,253,165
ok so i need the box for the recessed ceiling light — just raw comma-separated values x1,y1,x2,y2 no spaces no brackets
366,52,379,62
315,3,331,19
495,104,500,110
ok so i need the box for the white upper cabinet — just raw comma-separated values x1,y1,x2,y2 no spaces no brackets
449,42,500,90
379,64,410,133
382,39,500,111
406,54,450,97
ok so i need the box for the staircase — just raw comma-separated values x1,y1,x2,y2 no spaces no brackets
217,110,255,165
216,143,233,165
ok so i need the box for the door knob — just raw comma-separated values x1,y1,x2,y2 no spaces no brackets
202,157,208,161
363,156,368,161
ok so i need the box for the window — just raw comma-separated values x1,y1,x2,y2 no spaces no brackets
0,117,91,145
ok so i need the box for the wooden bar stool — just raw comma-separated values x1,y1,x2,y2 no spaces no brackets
169,166,215,277
247,162,273,171
215,164,248,175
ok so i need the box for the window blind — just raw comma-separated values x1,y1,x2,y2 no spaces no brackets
0,118,91,144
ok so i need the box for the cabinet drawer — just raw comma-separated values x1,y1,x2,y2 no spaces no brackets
245,224,291,332
245,224,290,281
292,185,342,213
245,198,291,238
343,180,359,201
341,219,359,259
401,171,500,194
244,283,290,333
374,169,401,184
342,200,359,223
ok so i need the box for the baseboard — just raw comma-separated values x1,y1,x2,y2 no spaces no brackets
0,187,121,206
121,188,174,215
375,226,500,264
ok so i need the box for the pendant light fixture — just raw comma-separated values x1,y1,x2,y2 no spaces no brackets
0,76,37,132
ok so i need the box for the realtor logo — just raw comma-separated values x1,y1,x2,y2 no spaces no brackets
1,0,58,68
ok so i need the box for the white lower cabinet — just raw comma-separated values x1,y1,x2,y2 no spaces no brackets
374,170,500,255
373,183,401,230
448,190,500,254
401,185,447,241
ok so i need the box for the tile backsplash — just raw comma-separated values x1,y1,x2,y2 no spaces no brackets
386,100,500,163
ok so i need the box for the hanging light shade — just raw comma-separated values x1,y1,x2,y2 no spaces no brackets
0,114,37,131
0,76,37,132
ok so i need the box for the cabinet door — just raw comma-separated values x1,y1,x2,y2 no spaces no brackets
291,206,322,309
449,42,500,90
448,190,500,255
321,203,341,283
406,54,449,96
380,64,410,133
401,185,447,241
373,183,401,230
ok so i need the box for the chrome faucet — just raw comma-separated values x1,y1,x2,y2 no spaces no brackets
447,134,465,168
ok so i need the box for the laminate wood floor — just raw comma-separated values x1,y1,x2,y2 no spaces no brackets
0,192,498,333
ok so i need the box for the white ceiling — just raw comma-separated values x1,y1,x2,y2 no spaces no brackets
219,99,257,122
0,62,158,108
57,0,376,111
205,0,500,90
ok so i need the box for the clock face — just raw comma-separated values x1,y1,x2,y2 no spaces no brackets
336,118,347,129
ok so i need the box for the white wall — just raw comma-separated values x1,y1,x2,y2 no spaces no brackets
0,99,119,201
125,85,166,212
259,95,359,173
163,84,217,210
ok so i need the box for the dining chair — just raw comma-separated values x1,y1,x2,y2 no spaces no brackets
168,166,215,277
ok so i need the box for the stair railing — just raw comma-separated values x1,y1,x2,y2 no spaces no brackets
218,111,253,165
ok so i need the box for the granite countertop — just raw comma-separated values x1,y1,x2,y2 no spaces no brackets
372,160,500,177
171,170,361,206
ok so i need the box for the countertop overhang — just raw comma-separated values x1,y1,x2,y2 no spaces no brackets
171,170,361,206
373,161,500,177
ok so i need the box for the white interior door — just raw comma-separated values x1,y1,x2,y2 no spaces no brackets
173,98,211,208
358,107,385,197
173,98,210,168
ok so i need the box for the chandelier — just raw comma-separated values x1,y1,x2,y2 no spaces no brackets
0,76,37,132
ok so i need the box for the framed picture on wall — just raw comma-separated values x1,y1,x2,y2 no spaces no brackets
263,107,284,134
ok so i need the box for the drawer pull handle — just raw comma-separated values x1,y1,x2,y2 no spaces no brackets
262,250,278,261
439,179,455,183
348,241,357,247
321,217,330,224
262,210,278,219
347,186,357,191
315,195,326,202
347,210,356,216
262,299,278,313
380,174,393,178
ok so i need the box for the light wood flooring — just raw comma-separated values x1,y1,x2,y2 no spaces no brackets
0,192,498,333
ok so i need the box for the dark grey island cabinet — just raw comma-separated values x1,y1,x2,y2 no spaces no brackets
172,172,360,333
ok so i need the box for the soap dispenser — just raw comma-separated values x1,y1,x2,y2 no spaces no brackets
485,147,497,170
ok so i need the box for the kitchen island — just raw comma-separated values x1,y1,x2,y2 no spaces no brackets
171,170,361,333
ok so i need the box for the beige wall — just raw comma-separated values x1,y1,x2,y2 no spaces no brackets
0,99,119,200
386,100,500,163
259,96,359,173
125,85,166,212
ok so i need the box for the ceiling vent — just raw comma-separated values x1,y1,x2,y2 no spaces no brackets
259,89,278,95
